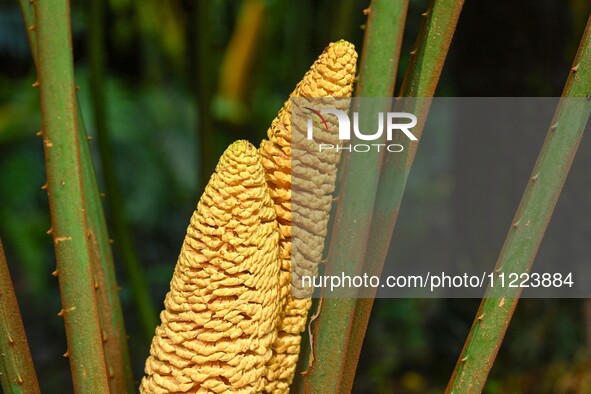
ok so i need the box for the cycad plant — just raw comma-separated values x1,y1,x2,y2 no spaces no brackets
1,0,590,393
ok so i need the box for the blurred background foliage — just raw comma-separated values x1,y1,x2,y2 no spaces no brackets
0,0,591,392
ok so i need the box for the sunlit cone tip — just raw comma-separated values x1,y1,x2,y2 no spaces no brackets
213,140,263,183
218,139,258,165
322,40,357,68
330,39,355,54
291,40,358,99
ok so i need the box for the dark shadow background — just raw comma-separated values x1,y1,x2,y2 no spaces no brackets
0,0,590,392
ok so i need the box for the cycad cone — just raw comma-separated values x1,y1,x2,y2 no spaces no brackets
259,40,358,392
141,41,357,394
141,140,280,393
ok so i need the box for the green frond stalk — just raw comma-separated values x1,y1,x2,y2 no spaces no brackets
79,114,136,392
21,0,135,389
345,0,464,381
0,239,40,394
446,14,591,394
88,0,158,345
302,1,409,392
33,0,109,391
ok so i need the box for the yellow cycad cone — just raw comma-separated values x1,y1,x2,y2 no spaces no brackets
259,40,358,393
141,140,280,394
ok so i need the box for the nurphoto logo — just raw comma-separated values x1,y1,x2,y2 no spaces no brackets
305,107,418,152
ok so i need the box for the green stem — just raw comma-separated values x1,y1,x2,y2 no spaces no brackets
33,0,109,391
345,0,464,383
88,0,158,345
78,107,136,392
445,14,591,393
0,239,40,394
302,1,409,392
21,0,136,389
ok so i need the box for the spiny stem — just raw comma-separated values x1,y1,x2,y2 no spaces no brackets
445,14,591,393
0,239,40,394
21,0,136,389
345,0,464,383
34,0,109,391
302,1,409,393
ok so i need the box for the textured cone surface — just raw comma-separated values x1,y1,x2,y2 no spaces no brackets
141,140,280,394
259,40,358,393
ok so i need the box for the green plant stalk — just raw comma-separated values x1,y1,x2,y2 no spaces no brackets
33,0,109,391
20,0,135,389
79,108,136,392
0,239,40,394
445,14,591,394
88,0,158,344
302,1,408,392
345,0,464,383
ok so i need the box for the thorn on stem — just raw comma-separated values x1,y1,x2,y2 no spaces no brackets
8,337,14,345
41,183,48,190
46,227,53,235
32,81,39,88
17,375,23,384
27,25,35,31
87,136,93,141
477,313,485,321
51,269,59,277
461,355,469,363
58,306,76,317
572,64,580,73
63,351,69,358
36,130,43,137
362,7,370,15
